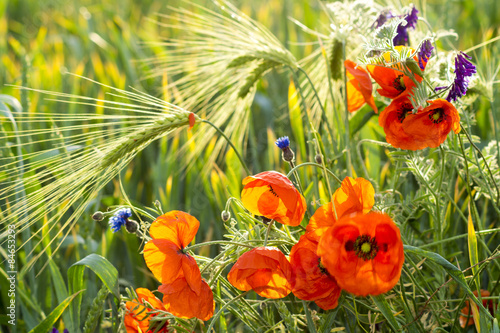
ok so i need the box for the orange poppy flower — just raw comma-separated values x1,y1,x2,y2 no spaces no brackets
459,290,494,328
289,235,341,310
345,60,378,113
402,99,461,149
159,278,215,321
379,97,460,150
241,171,306,226
367,47,423,99
306,177,375,237
227,247,293,299
317,212,404,296
143,211,202,294
124,288,170,333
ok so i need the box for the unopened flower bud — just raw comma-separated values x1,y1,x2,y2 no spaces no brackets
125,220,139,233
315,154,323,164
92,211,104,221
221,210,230,222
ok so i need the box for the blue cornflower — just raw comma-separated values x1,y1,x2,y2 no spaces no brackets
275,136,290,149
109,208,132,233
418,40,434,70
393,6,419,46
446,52,477,102
275,136,294,162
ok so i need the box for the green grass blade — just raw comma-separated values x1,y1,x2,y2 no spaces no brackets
371,294,401,332
28,290,83,333
68,254,119,332
404,245,493,320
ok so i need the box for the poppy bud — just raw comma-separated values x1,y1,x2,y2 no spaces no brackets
125,219,139,233
221,210,230,222
92,211,104,221
315,154,323,164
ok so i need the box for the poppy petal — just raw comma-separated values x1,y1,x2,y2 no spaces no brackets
149,211,200,249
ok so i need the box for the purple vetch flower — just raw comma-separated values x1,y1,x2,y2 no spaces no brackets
109,208,132,232
393,6,419,46
446,51,477,102
51,328,69,333
372,10,394,29
418,40,434,70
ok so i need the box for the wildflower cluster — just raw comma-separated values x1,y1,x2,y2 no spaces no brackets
230,172,404,307
346,14,477,150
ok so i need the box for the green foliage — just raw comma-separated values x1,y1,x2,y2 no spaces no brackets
0,0,499,332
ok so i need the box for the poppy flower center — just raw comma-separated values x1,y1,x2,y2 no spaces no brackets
317,257,330,275
397,102,414,123
429,107,447,124
351,234,379,261
392,74,406,92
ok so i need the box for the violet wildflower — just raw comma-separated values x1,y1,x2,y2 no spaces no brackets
109,208,132,232
446,52,477,102
275,136,294,162
51,329,69,333
393,6,419,46
418,40,434,70
372,10,393,29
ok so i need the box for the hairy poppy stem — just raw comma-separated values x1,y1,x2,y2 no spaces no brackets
201,119,251,176
286,162,342,185
264,220,274,247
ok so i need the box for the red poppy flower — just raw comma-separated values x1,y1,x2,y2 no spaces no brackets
317,212,404,296
367,47,423,99
159,278,215,321
402,98,461,148
345,60,378,113
143,211,202,294
306,177,375,237
379,97,460,150
241,171,306,226
124,288,169,333
289,235,341,310
228,247,293,299
459,290,494,328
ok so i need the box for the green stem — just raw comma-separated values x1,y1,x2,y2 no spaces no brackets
183,240,257,252
287,162,342,184
297,66,335,144
342,40,352,177
460,124,500,208
202,119,251,175
263,220,274,247
206,291,251,333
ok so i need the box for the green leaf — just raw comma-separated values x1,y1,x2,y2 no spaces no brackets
48,258,71,328
349,108,375,138
371,294,401,331
68,254,119,333
404,245,493,320
288,77,307,158
28,291,82,333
